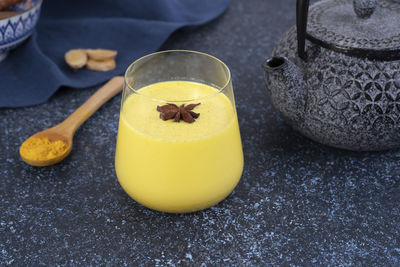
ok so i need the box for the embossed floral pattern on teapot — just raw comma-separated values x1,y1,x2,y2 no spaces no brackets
263,0,400,151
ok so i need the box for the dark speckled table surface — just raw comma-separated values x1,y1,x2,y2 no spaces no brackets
1,0,400,265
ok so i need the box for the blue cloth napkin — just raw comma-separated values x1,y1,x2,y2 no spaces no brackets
0,0,229,108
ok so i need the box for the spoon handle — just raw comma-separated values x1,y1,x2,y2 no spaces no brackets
60,76,124,135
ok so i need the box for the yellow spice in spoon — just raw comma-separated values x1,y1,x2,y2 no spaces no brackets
20,137,68,161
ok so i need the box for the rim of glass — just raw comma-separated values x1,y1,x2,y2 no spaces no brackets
123,50,231,103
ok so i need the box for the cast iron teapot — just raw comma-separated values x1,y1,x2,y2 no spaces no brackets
263,0,400,151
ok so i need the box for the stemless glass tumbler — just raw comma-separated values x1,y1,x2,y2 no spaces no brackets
115,50,243,213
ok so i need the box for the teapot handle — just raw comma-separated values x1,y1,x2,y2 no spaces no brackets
296,0,310,60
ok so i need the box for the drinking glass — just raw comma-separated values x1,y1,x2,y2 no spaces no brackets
115,50,243,213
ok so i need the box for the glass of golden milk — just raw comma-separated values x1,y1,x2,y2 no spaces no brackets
115,50,244,213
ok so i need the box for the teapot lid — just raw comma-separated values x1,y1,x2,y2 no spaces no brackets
306,0,400,60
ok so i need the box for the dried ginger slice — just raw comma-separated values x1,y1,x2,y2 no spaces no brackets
86,59,116,72
87,49,117,61
65,49,87,69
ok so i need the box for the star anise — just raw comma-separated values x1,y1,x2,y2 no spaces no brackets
156,103,200,123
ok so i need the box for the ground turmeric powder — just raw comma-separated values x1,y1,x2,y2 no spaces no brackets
19,137,68,161
0,0,22,11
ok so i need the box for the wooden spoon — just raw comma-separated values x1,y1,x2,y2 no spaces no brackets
20,76,124,167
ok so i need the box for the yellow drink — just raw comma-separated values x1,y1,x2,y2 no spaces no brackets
115,81,243,213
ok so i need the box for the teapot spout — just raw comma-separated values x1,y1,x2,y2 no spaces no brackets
262,56,307,123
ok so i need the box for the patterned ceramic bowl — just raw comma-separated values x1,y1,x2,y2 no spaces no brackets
0,0,42,62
